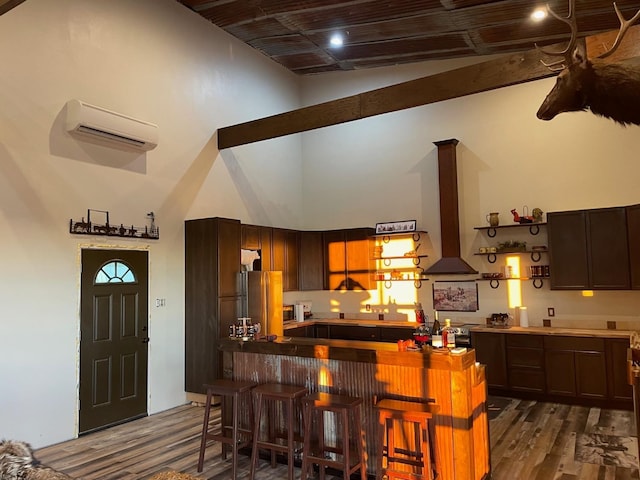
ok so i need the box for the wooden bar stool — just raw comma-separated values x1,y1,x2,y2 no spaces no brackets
300,392,366,480
374,398,438,480
197,379,257,479
250,383,308,480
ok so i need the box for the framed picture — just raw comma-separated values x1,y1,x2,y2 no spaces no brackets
375,219,417,235
433,281,479,312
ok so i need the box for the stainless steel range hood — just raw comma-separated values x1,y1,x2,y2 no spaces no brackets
424,139,478,275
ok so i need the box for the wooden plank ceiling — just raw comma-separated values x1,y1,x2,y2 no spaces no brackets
177,0,640,75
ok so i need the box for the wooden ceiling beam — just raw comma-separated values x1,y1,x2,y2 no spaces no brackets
0,0,26,16
218,26,640,150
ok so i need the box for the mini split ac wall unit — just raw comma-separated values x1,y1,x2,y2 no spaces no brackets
65,99,158,151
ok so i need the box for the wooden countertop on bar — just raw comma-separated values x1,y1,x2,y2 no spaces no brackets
471,325,632,339
219,336,476,371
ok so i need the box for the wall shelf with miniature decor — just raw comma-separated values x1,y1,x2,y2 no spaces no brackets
371,230,428,243
69,209,159,240
475,222,548,289
371,230,428,288
474,247,548,264
475,222,546,238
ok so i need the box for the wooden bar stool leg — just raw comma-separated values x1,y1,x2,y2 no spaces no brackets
421,418,432,480
221,396,229,460
231,391,239,480
319,409,326,480
197,388,214,472
342,408,350,480
356,404,366,480
301,400,312,480
287,397,294,480
250,391,263,480
388,415,395,474
376,414,386,480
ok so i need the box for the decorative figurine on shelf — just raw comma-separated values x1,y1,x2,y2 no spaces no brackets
511,207,534,224
532,207,544,223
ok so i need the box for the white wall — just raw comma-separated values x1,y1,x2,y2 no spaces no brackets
295,60,640,328
0,0,301,448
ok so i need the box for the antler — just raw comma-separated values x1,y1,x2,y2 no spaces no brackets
596,3,640,59
535,0,578,58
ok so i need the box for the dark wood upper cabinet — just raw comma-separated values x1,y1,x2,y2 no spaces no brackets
626,204,640,289
299,231,324,291
345,228,374,291
240,224,273,271
549,207,630,290
587,208,630,289
241,224,261,250
260,227,273,271
323,230,347,291
323,228,374,291
272,228,299,291
548,210,590,290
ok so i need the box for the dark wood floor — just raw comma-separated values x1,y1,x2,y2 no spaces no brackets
34,397,639,479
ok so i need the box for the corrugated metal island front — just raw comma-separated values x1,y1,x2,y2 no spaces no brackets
219,337,490,480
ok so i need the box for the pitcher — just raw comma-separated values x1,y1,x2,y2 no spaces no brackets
486,212,499,227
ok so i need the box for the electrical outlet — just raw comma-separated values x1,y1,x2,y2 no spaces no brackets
547,307,555,317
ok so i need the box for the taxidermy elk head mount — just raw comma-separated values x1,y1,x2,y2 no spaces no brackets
536,0,640,126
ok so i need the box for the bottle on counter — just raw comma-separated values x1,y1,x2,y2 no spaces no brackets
413,323,430,346
430,314,443,348
431,310,441,337
415,302,426,324
443,319,456,348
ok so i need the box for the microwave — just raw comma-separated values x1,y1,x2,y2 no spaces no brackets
283,304,295,321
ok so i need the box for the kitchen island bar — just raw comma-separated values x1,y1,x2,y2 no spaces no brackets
219,337,490,480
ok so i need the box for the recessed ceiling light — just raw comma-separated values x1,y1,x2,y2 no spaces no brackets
531,8,547,21
329,33,344,47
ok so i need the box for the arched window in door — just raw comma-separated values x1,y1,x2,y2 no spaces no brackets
95,260,136,284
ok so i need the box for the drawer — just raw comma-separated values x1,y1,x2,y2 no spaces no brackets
329,325,378,341
507,346,544,369
379,327,413,342
506,334,544,348
508,369,545,392
544,336,605,352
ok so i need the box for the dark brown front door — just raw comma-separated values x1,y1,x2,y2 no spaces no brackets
79,249,149,434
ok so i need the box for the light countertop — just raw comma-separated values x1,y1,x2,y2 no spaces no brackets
470,324,632,339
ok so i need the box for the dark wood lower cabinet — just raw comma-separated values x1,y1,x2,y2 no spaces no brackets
286,325,314,337
329,325,378,341
506,335,545,393
474,331,630,408
606,338,634,402
286,323,414,343
545,336,607,400
378,326,415,342
471,332,508,390
545,349,576,396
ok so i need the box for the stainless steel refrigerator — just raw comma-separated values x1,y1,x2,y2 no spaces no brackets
238,271,284,336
